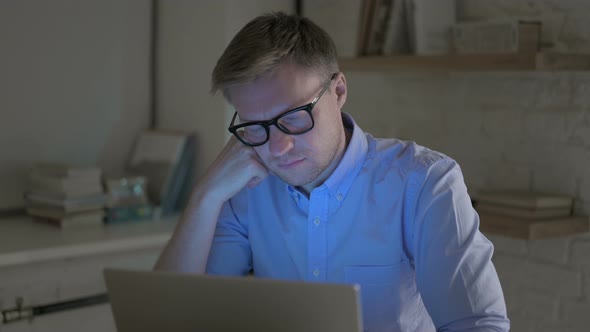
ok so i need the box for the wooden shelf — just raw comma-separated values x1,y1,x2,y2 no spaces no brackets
479,213,590,240
339,52,590,72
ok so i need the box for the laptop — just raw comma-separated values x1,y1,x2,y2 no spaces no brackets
104,268,363,332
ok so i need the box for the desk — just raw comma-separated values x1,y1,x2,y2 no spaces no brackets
0,215,177,332
0,215,177,268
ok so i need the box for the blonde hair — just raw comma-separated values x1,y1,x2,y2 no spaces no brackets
211,12,339,96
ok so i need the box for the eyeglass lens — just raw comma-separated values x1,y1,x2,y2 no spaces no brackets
235,109,313,145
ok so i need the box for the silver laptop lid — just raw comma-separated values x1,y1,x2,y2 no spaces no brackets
104,268,363,332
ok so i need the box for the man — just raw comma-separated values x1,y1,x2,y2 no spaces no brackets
155,12,510,332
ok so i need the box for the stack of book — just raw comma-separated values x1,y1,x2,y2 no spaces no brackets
24,163,107,228
476,190,589,239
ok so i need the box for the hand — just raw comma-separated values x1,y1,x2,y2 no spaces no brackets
196,136,269,203
155,136,267,273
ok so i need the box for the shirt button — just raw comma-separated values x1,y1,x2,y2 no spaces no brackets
313,218,320,226
313,269,320,277
336,193,343,201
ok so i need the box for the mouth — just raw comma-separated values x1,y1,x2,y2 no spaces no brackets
277,158,304,169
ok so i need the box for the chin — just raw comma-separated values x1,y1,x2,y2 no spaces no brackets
275,170,319,188
268,160,325,188
277,174,307,187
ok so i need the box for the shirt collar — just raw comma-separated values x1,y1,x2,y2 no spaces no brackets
286,112,368,205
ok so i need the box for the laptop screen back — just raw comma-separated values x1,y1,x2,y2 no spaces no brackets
104,268,363,332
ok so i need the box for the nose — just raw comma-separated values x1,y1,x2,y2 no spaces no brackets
268,126,294,157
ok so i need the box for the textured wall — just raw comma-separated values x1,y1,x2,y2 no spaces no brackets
0,0,152,210
486,233,590,331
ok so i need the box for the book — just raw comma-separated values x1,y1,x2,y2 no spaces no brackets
28,173,103,196
32,210,105,228
165,134,196,214
479,213,589,240
476,190,574,210
451,20,541,54
26,203,102,217
30,162,102,180
476,202,571,220
27,205,104,221
382,0,410,55
25,192,107,212
357,0,377,55
26,188,104,200
365,0,394,55
405,0,456,54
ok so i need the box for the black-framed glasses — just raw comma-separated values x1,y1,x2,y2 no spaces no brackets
228,73,338,147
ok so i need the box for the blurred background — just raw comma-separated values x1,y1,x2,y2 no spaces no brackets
0,1,589,331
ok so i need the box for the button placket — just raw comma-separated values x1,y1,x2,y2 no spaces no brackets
312,269,320,277
313,217,321,226
307,188,328,281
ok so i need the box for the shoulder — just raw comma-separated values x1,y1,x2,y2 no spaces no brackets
366,134,456,177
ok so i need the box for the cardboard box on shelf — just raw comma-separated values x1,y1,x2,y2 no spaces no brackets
451,20,541,54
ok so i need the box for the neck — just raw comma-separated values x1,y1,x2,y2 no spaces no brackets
297,126,352,197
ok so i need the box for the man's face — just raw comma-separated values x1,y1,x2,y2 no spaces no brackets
227,62,348,192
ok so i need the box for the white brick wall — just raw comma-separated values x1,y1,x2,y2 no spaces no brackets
528,238,570,265
523,260,582,296
562,299,590,329
487,237,590,331
333,1,590,330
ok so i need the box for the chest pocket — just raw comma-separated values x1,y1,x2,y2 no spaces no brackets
345,260,415,332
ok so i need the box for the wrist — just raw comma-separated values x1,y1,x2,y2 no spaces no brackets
186,182,227,210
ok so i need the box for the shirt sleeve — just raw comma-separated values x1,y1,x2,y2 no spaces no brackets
205,193,253,276
407,157,510,332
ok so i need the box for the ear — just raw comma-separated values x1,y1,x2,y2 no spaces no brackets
334,73,347,109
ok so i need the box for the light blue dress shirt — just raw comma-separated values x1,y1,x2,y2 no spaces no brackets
207,113,510,332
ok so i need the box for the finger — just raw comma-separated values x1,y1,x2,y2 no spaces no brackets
246,162,270,188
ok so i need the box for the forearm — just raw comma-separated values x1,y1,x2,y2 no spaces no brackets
436,314,510,332
154,137,268,273
154,189,223,274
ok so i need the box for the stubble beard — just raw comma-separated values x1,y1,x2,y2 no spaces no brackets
273,158,324,188
269,133,343,188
